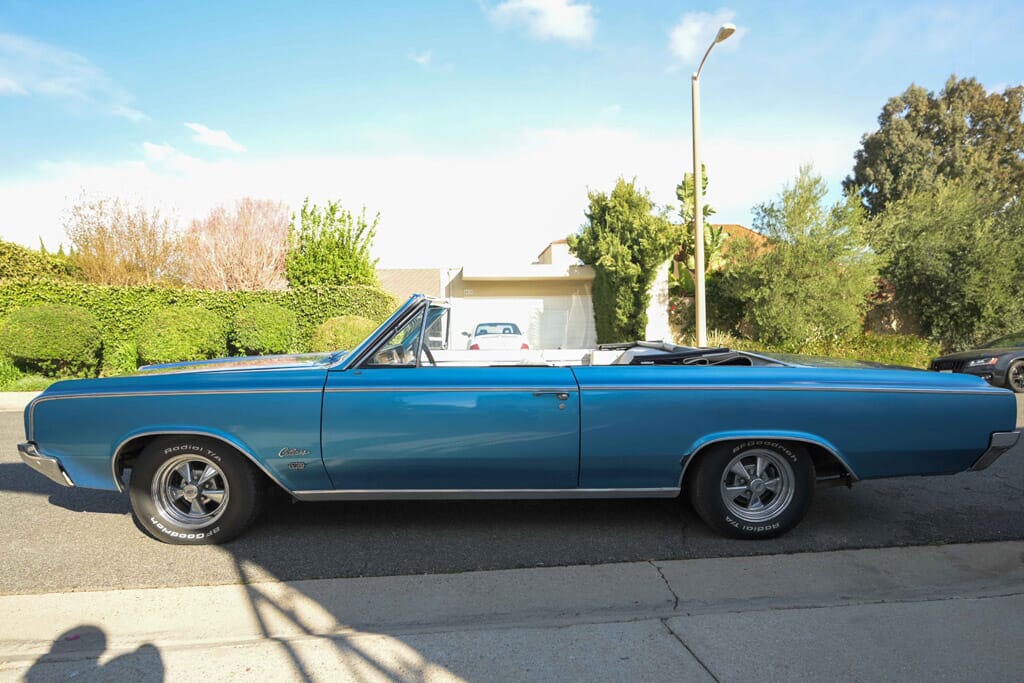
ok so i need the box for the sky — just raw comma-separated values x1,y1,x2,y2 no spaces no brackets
1,1,1022,268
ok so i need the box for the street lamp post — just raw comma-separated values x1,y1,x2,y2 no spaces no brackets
691,23,735,348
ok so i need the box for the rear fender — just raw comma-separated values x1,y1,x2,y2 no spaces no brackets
678,430,857,485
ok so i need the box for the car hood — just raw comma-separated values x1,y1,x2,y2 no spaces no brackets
136,352,338,375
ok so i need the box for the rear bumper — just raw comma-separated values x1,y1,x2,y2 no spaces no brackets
971,430,1024,471
18,442,74,487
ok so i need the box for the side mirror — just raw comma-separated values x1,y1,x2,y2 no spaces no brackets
461,331,470,337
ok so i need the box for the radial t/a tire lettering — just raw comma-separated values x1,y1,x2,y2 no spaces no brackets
128,437,263,545
687,440,815,539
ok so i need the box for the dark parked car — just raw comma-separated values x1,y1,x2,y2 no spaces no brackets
930,332,1024,393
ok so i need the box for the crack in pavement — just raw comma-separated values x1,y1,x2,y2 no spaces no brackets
649,560,680,610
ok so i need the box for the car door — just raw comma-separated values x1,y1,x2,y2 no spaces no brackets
321,304,580,491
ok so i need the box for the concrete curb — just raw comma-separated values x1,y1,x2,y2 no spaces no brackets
1,541,1021,667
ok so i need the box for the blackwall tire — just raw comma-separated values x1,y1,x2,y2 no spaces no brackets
1006,360,1024,394
129,437,263,545
687,440,815,539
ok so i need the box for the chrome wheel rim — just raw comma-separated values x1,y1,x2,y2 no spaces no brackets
1010,364,1024,391
720,449,795,523
152,454,229,529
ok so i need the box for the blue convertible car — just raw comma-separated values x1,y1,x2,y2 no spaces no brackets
19,295,1023,544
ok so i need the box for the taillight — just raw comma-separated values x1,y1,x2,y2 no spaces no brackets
521,343,530,349
470,344,480,350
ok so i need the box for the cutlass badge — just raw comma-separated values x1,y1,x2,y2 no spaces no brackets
278,448,311,458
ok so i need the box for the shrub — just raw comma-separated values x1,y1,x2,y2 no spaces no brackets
0,241,79,280
136,307,228,365
0,357,22,385
231,303,297,356
0,304,102,377
102,338,140,376
0,279,397,361
310,316,379,352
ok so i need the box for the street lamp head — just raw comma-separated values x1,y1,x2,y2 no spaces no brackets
715,23,736,43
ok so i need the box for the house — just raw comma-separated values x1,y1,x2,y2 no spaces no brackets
378,241,597,350
376,227,760,349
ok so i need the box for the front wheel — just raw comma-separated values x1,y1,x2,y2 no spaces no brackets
1006,360,1024,394
129,437,263,545
687,440,815,539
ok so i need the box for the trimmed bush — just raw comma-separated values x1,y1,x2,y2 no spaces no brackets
136,307,228,365
310,316,379,352
0,357,22,386
231,303,297,356
0,241,79,280
102,338,140,376
0,304,102,377
0,279,397,372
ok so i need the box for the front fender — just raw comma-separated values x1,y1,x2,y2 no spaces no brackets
110,426,301,494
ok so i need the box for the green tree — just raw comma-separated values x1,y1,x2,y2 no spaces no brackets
285,199,379,288
670,166,729,294
738,165,879,346
869,182,1024,350
568,179,683,343
844,76,1024,215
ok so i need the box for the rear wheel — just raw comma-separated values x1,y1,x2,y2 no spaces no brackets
129,437,263,545
1007,360,1024,394
687,440,814,539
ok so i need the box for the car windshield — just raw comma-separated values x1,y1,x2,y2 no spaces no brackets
981,332,1024,348
474,323,521,336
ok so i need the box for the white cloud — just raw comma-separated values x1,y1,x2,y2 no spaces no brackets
669,9,745,66
111,104,147,121
0,76,26,94
408,50,432,67
184,122,247,153
487,0,595,44
0,124,862,266
0,32,144,118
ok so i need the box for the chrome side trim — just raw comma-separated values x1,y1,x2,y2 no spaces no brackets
324,386,579,393
582,385,1006,396
110,430,295,494
18,442,74,487
971,430,1023,471
27,389,322,440
676,435,859,487
291,487,679,502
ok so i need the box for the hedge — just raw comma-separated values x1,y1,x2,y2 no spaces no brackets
0,278,397,375
231,303,298,356
0,241,79,281
137,307,228,365
310,315,380,352
0,304,102,376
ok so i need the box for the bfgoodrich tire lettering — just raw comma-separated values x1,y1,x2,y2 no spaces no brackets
129,437,263,545
687,440,815,539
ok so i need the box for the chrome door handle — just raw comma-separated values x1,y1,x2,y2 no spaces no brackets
534,391,571,400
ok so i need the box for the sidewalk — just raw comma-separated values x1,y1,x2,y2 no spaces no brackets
1,542,1021,682
0,393,36,413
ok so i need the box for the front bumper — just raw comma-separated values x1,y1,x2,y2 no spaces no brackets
971,430,1024,471
18,442,74,487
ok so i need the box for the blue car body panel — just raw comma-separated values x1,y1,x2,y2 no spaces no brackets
20,295,1020,498
572,365,1014,487
27,365,332,491
322,366,580,490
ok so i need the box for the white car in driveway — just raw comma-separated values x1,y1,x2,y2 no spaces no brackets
464,322,530,350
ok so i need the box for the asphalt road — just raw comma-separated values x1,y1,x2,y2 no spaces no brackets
2,401,1023,596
